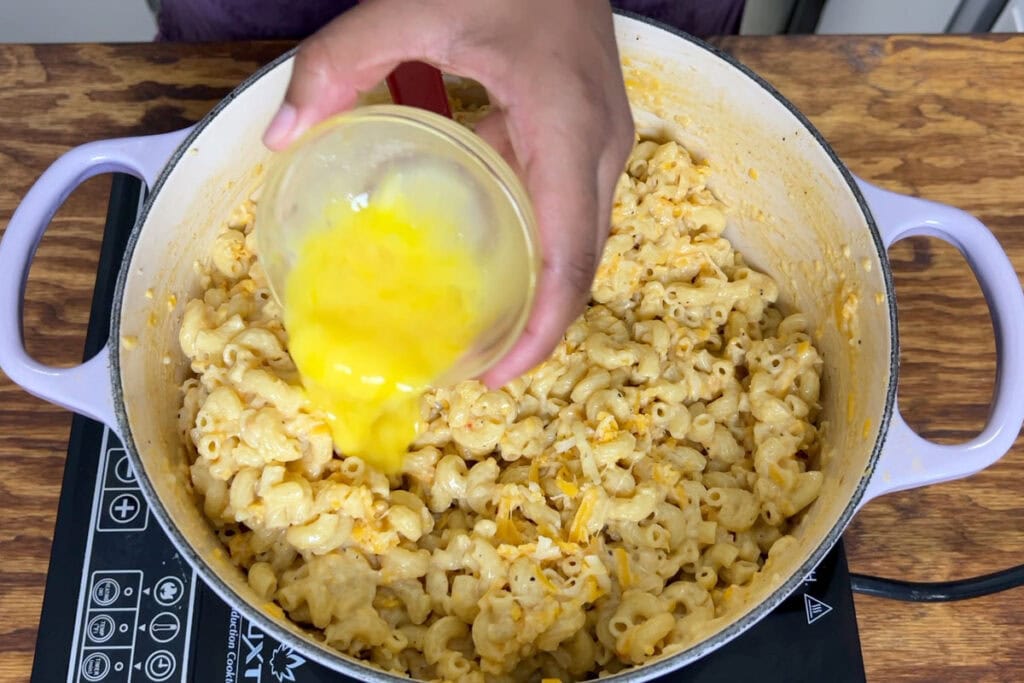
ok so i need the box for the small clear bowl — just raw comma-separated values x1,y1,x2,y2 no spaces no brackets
255,104,539,385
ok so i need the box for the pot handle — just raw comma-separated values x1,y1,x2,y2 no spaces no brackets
0,129,191,430
856,178,1024,503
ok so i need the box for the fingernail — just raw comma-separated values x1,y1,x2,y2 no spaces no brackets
263,103,297,149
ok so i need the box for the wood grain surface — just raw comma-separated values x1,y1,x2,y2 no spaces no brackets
1,35,1022,682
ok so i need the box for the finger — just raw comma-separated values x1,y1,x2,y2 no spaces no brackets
481,92,632,387
480,233,595,389
481,126,602,388
264,0,457,149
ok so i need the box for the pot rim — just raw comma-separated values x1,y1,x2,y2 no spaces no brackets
109,12,899,681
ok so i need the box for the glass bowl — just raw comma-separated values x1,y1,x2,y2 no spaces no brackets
254,104,539,385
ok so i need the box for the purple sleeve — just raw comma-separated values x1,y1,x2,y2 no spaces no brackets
156,0,745,42
156,0,356,41
611,0,745,36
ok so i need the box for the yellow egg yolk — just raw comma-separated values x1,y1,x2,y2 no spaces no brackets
284,167,484,473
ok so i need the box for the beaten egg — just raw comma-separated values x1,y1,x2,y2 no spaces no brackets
284,165,486,473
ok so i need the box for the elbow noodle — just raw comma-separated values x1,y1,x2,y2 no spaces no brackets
777,313,807,337
654,502,689,545
797,369,821,405
465,459,500,513
721,560,759,586
499,416,548,460
570,368,613,404
241,407,302,463
593,432,637,468
585,388,632,423
390,491,433,533
601,465,637,496
237,368,304,415
429,454,468,512
438,652,479,682
705,391,739,423
664,446,705,474
665,408,692,441
688,413,716,445
620,613,676,663
585,332,638,370
211,229,247,278
607,484,660,522
285,512,351,555
703,542,740,570
707,425,745,465
662,581,714,617
401,447,440,481
178,300,211,357
635,347,662,382
231,326,285,360
707,488,759,532
194,315,246,358
687,204,727,235
697,520,718,546
785,471,824,515
197,386,243,426
450,574,481,623
228,467,258,513
392,583,432,625
754,434,801,477
386,505,424,541
551,362,588,400
785,394,810,419
381,548,430,583
324,606,391,651
247,562,277,599
640,523,671,549
751,393,792,424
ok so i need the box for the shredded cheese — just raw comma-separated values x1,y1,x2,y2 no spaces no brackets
555,467,579,498
614,547,633,588
496,495,524,545
569,487,600,544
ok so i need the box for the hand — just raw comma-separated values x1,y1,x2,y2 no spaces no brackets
264,0,634,387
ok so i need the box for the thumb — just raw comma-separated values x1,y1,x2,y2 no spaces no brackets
263,0,453,150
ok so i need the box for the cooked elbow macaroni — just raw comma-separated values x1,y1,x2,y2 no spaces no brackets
179,136,824,681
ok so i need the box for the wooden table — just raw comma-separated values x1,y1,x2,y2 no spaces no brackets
1,35,1022,683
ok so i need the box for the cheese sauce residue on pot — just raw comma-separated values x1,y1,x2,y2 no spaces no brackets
284,166,485,473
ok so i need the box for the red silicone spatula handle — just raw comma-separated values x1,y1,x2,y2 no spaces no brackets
386,61,452,118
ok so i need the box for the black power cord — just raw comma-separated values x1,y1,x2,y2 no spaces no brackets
850,563,1024,602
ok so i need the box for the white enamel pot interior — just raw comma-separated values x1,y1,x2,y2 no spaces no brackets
4,12,1022,683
